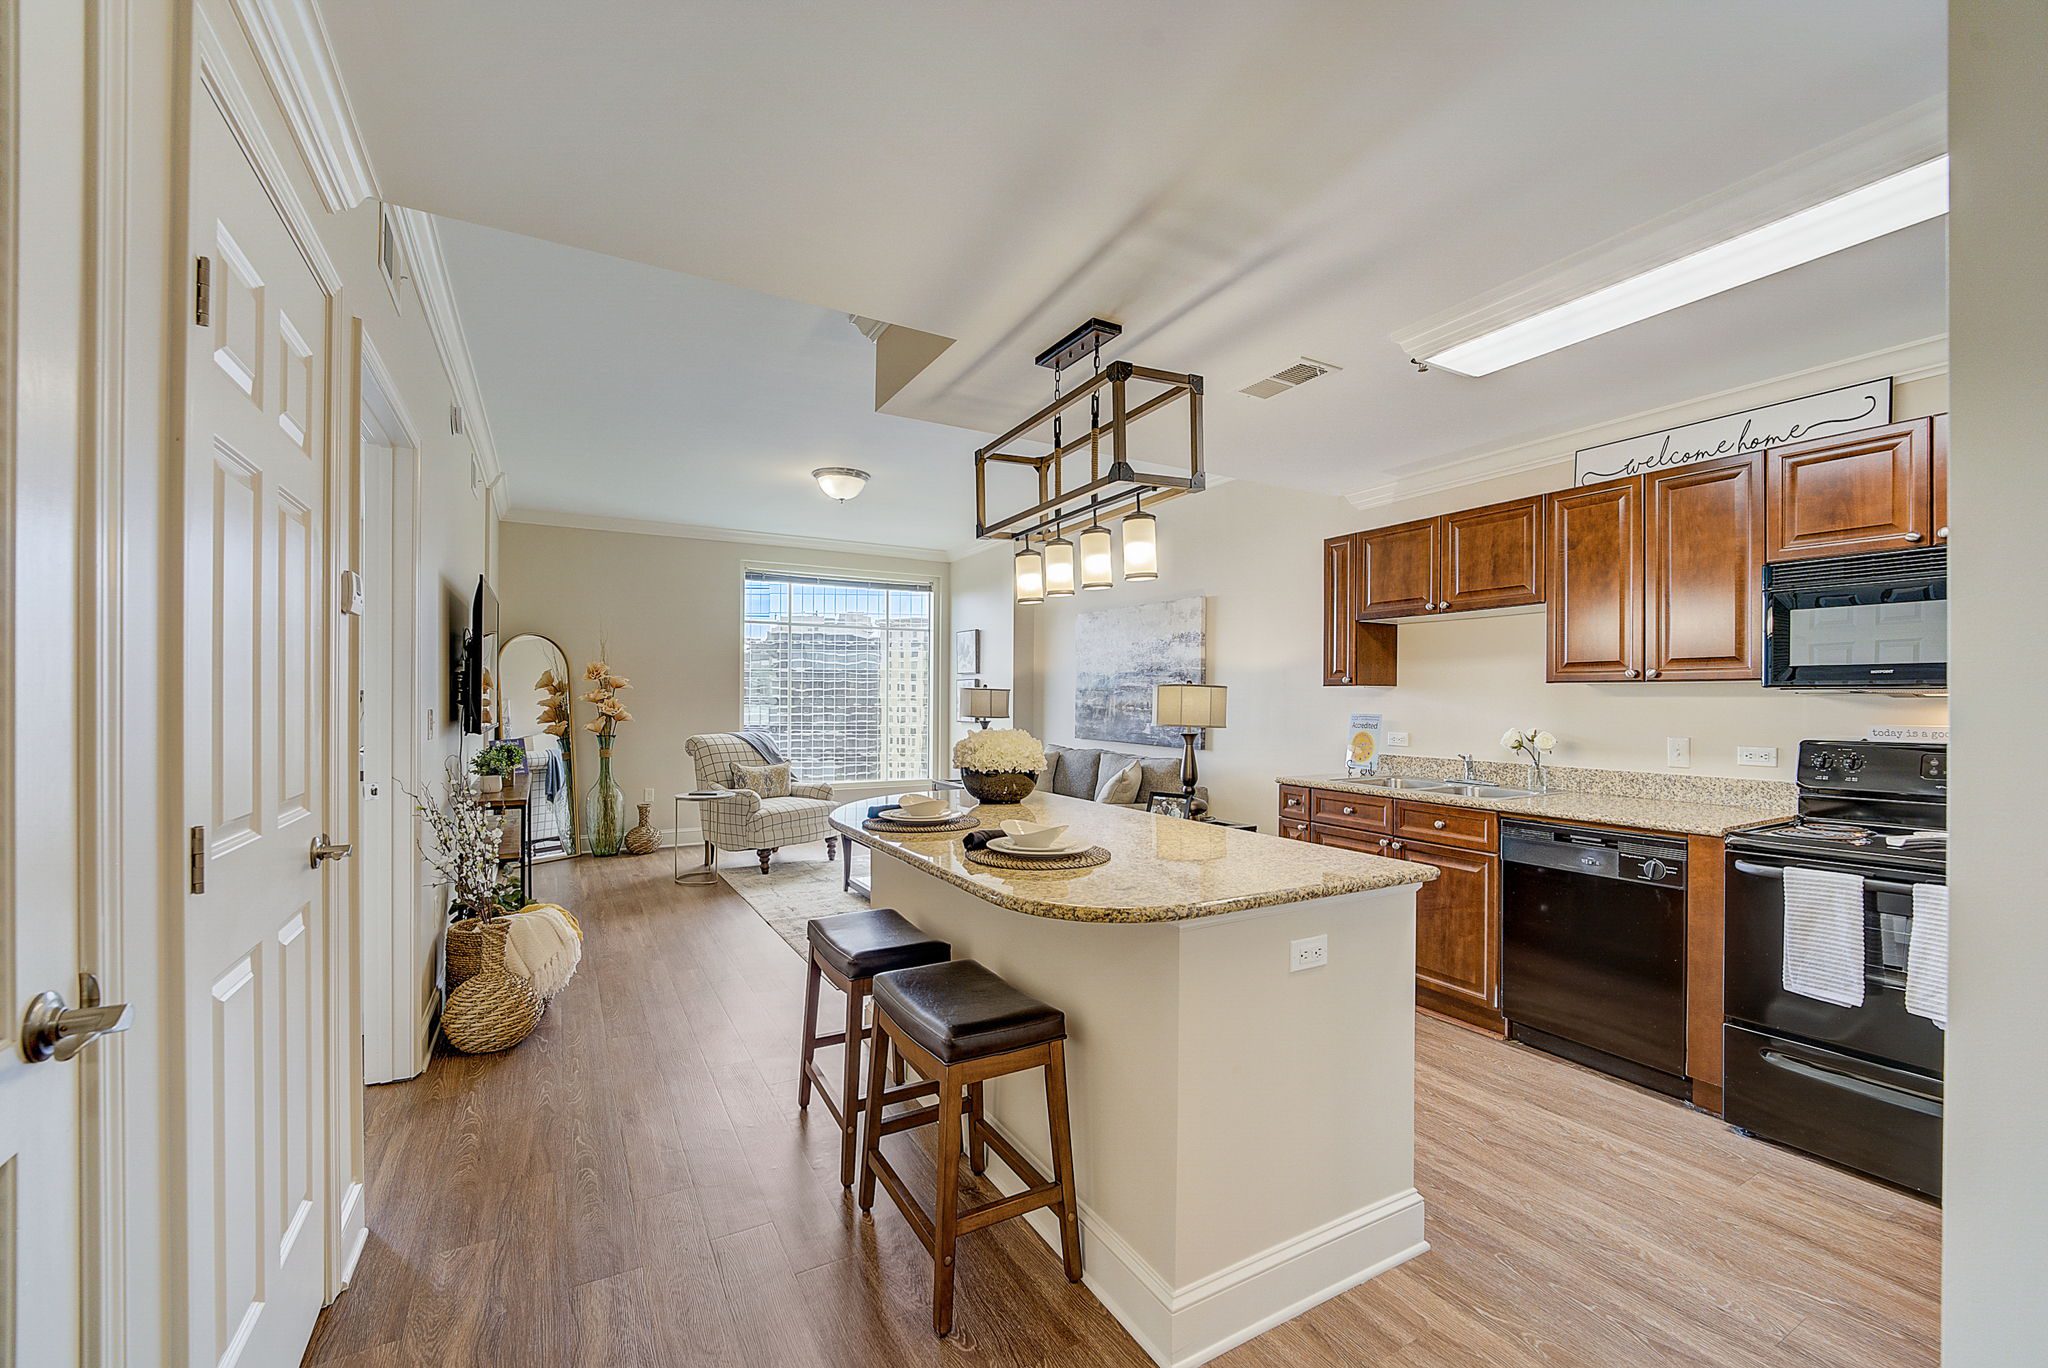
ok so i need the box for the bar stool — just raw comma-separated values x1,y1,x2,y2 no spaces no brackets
799,908,951,1187
858,959,1080,1336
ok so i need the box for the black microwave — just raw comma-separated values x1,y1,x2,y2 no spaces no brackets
1762,547,1946,691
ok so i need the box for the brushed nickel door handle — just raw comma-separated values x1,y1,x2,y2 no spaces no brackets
310,834,354,868
19,973,132,1063
1905,530,1924,542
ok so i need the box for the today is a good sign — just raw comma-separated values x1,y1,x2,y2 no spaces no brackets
1573,378,1893,485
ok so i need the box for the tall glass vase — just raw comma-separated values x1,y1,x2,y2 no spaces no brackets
585,741,623,856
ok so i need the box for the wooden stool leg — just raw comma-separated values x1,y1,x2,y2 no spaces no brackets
838,979,867,1188
856,1013,891,1212
966,1081,987,1174
893,1045,905,1085
796,952,822,1109
1044,1040,1082,1282
932,1066,964,1336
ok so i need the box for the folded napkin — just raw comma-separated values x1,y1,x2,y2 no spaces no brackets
1906,883,1949,1029
866,802,891,820
1782,867,1865,1008
963,831,997,852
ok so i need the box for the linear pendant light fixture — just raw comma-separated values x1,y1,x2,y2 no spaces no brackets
1422,155,1949,377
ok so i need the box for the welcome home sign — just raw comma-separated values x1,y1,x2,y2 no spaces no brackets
1573,378,1892,486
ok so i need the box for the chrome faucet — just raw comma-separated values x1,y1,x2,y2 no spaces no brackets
1459,753,1479,783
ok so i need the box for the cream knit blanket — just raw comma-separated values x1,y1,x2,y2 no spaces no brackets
502,904,582,1002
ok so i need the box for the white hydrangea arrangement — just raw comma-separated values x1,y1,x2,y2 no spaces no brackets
953,727,1046,774
1500,727,1558,756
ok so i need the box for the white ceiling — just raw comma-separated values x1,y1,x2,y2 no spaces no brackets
319,0,1948,548
435,217,976,554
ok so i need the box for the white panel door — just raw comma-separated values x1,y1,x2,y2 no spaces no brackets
0,4,89,1362
181,78,333,1368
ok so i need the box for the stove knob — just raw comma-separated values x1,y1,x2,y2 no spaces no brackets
1641,858,1669,881
1843,754,1866,772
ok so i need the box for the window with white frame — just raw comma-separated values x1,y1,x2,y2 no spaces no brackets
742,570,934,782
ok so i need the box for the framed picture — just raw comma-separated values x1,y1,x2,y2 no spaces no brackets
1148,792,1193,820
954,628,980,678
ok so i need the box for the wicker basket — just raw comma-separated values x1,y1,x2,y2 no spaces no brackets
445,916,509,991
442,970,543,1054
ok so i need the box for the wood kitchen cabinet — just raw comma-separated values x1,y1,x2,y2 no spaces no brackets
1358,518,1438,617
1548,454,1764,683
1765,417,1936,561
1931,412,1949,546
1399,840,1503,1033
1356,496,1544,620
1321,532,1397,687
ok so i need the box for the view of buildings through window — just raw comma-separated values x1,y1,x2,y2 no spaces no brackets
742,571,934,782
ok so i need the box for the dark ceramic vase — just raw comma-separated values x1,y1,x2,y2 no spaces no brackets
958,769,1038,803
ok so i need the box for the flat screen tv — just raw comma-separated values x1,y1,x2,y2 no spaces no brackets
458,575,500,735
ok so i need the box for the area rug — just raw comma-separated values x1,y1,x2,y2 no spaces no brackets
718,844,867,958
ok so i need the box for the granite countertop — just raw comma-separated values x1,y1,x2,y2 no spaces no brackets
1276,773,1794,837
831,791,1433,925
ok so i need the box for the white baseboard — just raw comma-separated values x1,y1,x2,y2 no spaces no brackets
977,1118,1427,1367
336,1180,369,1290
413,987,440,1076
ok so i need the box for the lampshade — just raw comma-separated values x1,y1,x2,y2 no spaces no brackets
1153,682,1227,730
1122,505,1158,580
959,686,1011,721
1013,539,1044,604
1079,522,1114,590
1043,533,1076,597
812,466,869,501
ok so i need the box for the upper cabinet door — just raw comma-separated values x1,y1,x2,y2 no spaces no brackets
1546,476,1644,682
1645,455,1764,681
1358,518,1439,618
1765,418,1933,561
1932,412,1949,545
1322,532,1359,685
1439,496,1545,612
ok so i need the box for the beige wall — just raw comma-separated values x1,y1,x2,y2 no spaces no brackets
498,520,948,841
1944,2,2048,1360
946,543,1034,759
1019,376,1949,827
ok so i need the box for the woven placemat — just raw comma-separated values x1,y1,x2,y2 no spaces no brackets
863,813,982,835
965,844,1111,871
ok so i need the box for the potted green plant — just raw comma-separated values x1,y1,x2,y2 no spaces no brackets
471,741,524,795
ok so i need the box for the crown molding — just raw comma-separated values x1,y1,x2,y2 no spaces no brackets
1392,99,1946,363
501,507,959,564
227,0,378,213
390,208,508,516
1345,334,1948,510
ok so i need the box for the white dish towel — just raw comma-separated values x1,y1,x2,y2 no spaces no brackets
1906,883,1949,1030
1782,867,1866,1008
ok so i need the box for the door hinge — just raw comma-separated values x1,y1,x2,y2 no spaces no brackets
194,256,211,326
189,825,207,894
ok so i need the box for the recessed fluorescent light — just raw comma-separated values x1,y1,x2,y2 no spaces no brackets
1425,155,1949,377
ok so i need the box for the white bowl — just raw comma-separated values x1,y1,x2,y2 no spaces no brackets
896,792,949,816
999,820,1070,849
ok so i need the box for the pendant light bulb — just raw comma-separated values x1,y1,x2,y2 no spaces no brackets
1013,533,1045,605
1043,518,1076,598
1079,503,1114,590
1122,489,1159,581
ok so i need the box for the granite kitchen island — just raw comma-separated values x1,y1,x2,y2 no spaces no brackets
831,791,1435,1367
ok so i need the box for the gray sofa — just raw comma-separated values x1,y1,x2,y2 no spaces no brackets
1036,742,1209,812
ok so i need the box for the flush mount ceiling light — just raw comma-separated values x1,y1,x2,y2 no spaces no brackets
812,466,870,502
977,318,1204,604
1418,156,1949,378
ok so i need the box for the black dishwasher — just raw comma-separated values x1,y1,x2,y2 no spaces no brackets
1501,822,1690,1098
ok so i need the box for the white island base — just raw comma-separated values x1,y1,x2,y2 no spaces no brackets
868,853,1427,1367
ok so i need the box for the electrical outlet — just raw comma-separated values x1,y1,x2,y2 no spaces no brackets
1386,731,1410,749
1666,736,1691,768
1290,935,1328,973
1737,746,1778,767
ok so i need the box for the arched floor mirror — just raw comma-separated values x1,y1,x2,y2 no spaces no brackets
496,633,578,861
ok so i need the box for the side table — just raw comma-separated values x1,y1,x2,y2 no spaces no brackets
674,790,735,886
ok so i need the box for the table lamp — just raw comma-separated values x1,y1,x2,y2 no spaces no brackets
1153,682,1227,806
959,686,1011,730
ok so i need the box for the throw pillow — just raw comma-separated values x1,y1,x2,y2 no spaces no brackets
734,762,792,798
1051,747,1101,800
1095,756,1143,805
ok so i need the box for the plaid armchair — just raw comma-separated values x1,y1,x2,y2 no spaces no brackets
684,732,837,873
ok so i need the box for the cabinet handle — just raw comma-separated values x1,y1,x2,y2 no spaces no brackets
1423,601,1436,611
1937,526,1949,541
1433,819,1447,829
1905,530,1924,543
1378,838,1390,848
1625,668,1640,679
1341,805,1355,815
1647,668,1660,679
1389,840,1404,852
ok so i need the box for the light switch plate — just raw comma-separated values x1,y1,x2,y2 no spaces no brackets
1737,746,1778,767
1666,737,1691,768
1386,731,1410,749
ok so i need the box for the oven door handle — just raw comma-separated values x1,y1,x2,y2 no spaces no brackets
1731,860,1925,899
1760,1050,1943,1116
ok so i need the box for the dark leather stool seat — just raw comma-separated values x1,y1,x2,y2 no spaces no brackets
870,960,1064,1063
797,908,950,1189
806,907,950,982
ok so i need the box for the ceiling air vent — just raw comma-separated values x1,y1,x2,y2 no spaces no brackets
1240,356,1341,398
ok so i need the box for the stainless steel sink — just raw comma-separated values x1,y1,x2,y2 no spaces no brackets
1435,782,1539,799
1339,776,1456,791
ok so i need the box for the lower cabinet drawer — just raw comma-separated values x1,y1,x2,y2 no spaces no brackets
1311,790,1394,833
1309,823,1386,853
1393,800,1497,851
1279,816,1313,841
1278,785,1311,820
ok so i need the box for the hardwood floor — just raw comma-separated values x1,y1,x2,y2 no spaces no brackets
303,853,1939,1367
